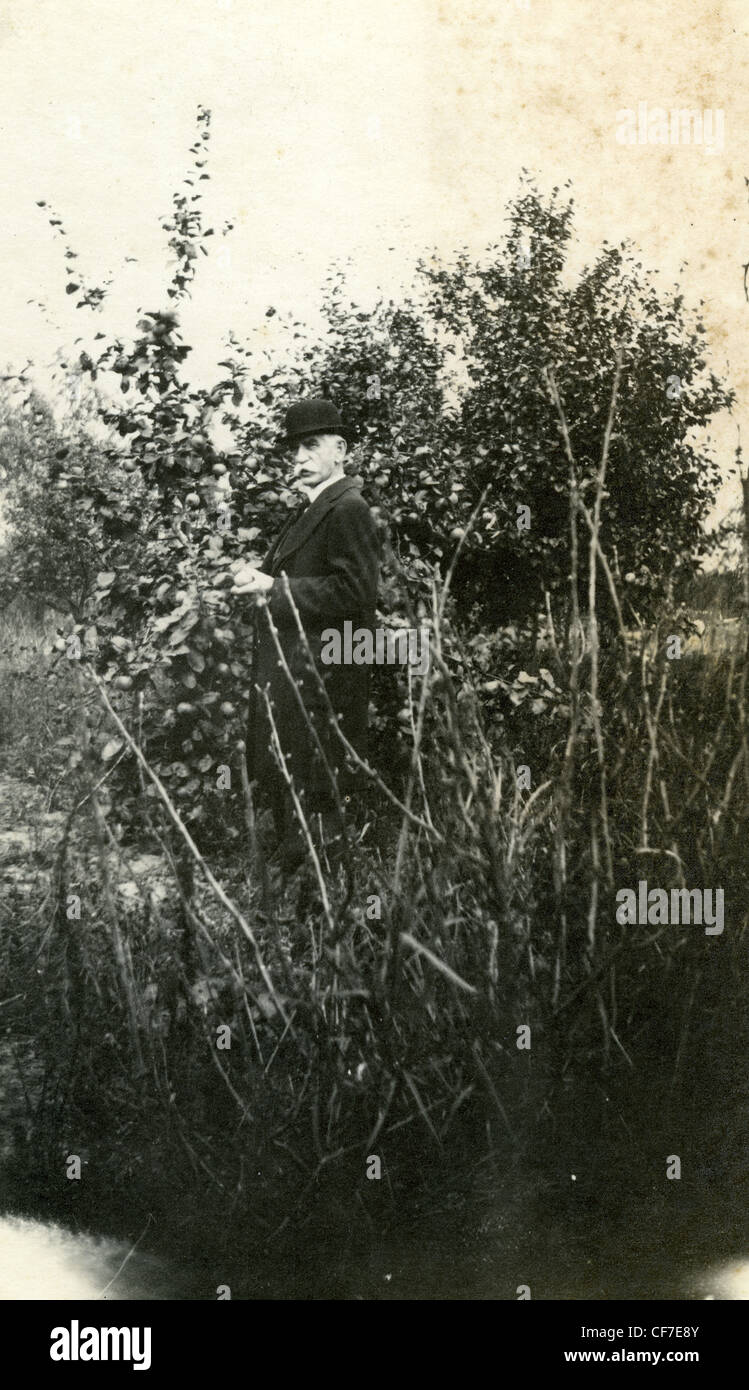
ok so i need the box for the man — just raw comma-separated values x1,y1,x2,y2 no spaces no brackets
233,397,379,873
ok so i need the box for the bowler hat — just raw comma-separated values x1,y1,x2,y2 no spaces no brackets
281,397,352,447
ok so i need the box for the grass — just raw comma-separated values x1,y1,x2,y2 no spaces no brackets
0,561,748,1296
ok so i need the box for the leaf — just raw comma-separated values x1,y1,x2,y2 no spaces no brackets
96,571,116,587
187,648,205,672
148,666,173,698
152,598,198,635
101,738,124,761
168,613,201,645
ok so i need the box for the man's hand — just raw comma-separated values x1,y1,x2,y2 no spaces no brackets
231,563,274,598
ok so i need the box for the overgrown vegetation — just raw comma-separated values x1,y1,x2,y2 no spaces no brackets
0,108,746,1297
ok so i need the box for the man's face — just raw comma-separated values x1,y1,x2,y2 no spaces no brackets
289,433,345,494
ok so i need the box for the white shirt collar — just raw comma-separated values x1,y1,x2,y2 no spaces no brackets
302,471,345,505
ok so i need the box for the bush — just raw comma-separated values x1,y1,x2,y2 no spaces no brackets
0,118,730,848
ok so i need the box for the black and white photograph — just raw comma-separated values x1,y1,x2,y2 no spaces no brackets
0,0,747,1343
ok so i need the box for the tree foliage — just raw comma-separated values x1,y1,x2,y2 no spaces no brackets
0,113,733,837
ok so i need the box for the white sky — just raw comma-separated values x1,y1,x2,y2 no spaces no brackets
0,0,747,523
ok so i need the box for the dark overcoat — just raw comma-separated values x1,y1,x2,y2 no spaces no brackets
245,476,380,811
